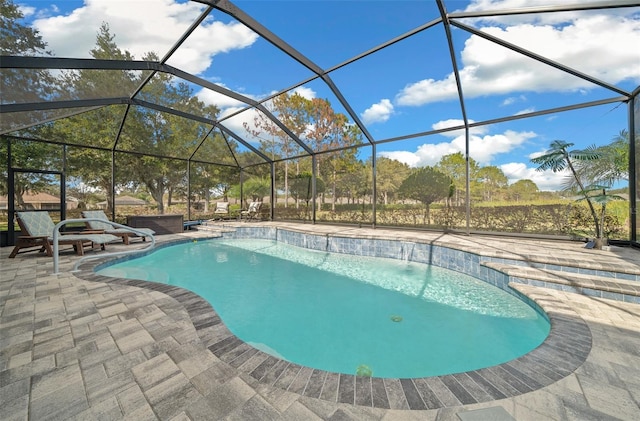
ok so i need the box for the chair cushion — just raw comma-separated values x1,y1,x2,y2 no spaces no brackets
215,202,229,213
17,211,120,244
17,211,55,237
108,227,155,236
81,210,114,231
82,210,155,235
60,233,120,244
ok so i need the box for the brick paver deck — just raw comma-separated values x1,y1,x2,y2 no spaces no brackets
2,223,639,420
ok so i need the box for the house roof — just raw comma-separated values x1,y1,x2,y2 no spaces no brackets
0,191,62,204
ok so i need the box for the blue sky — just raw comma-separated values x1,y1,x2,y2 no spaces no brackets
14,0,640,190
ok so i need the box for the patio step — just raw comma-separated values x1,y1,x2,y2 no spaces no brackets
482,261,640,299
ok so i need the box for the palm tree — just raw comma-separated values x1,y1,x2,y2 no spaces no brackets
578,185,625,242
574,130,629,188
531,140,604,247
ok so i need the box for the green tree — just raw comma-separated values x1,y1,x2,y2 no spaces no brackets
189,133,240,213
398,167,452,225
1,0,63,205
376,157,410,205
574,130,629,188
1,0,57,108
244,93,361,210
436,152,478,206
531,140,605,247
336,162,372,207
578,185,625,241
56,24,142,211
304,98,361,207
288,172,325,219
114,49,219,214
323,128,361,211
1,140,64,208
508,179,539,202
243,92,308,207
476,165,508,202
289,172,325,205
242,176,271,202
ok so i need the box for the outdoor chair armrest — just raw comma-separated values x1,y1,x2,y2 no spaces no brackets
17,235,48,240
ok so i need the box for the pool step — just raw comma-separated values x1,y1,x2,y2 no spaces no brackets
196,224,237,233
482,261,640,301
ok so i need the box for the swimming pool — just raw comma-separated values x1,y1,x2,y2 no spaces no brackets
98,238,550,378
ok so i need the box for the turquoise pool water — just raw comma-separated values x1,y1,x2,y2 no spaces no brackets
98,239,550,378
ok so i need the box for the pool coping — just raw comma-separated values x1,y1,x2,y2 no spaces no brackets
73,229,593,410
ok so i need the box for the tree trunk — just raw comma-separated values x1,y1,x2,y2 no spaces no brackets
331,170,336,211
284,161,289,208
14,191,26,208
594,237,607,250
566,155,601,240
147,181,165,215
204,189,210,213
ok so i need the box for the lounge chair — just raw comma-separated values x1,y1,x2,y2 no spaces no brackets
81,210,155,245
240,201,262,221
9,211,119,258
213,202,229,220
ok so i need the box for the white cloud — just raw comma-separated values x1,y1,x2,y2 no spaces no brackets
395,74,458,106
432,119,465,134
515,107,535,115
467,130,536,164
17,5,36,17
501,95,527,106
378,151,421,167
379,126,536,168
528,150,546,160
291,86,316,100
30,0,258,75
432,119,488,138
361,99,394,124
460,0,630,26
166,19,258,74
500,162,571,191
218,106,304,149
393,12,640,107
218,107,262,141
366,7,639,127
197,84,319,140
197,87,249,110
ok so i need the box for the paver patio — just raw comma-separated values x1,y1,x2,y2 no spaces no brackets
1,222,639,420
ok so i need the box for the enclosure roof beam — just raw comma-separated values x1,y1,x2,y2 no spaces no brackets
450,20,632,97
448,1,640,19
199,0,377,145
1,55,313,154
1,132,237,168
466,96,631,129
217,124,273,163
0,56,258,107
1,97,218,126
129,6,214,99
374,95,629,146
132,99,217,126
325,17,442,74
217,129,243,168
0,106,106,135
1,97,129,113
0,55,162,71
